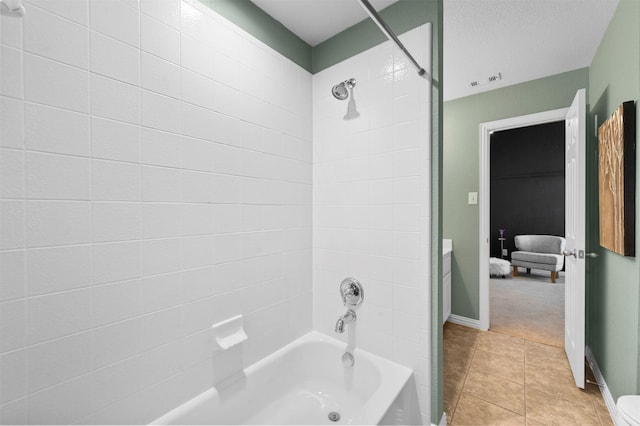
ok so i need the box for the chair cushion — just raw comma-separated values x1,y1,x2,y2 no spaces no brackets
514,235,566,254
512,251,564,266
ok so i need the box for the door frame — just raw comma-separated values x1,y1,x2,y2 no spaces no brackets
478,107,569,330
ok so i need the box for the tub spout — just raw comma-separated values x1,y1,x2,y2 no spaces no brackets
335,310,356,334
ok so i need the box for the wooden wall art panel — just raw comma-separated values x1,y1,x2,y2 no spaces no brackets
598,101,636,256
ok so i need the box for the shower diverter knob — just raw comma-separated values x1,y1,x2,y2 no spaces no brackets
340,277,364,308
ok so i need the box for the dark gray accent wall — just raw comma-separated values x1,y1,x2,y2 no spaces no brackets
489,122,565,259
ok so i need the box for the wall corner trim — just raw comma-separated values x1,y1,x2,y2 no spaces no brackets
446,314,485,330
585,346,618,424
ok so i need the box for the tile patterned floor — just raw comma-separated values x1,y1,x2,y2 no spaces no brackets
444,323,614,426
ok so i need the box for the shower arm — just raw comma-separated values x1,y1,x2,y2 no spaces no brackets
356,0,425,76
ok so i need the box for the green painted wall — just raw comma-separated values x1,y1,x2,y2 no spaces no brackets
443,69,589,320
312,0,439,73
204,0,312,70
587,0,640,400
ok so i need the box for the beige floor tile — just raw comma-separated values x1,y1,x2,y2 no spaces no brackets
463,370,525,415
595,408,614,426
524,340,570,371
477,331,525,360
525,362,597,408
526,388,600,425
470,348,525,384
452,392,525,426
525,419,546,426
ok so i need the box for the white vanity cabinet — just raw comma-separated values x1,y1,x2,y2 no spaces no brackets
443,239,452,324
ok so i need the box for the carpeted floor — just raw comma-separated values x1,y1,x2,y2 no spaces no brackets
490,270,565,347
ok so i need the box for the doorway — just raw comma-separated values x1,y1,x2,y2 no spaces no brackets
478,107,569,331
488,121,566,347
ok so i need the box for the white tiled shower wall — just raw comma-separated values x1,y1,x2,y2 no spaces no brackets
0,0,312,423
312,24,432,424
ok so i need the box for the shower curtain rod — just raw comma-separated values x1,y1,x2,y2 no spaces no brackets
356,0,426,76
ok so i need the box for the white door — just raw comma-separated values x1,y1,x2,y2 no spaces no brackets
564,88,586,389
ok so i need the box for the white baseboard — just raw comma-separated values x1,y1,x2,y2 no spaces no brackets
431,412,446,426
585,346,618,424
446,314,484,330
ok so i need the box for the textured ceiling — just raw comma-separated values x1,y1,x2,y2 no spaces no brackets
250,0,619,100
250,0,399,46
444,0,619,100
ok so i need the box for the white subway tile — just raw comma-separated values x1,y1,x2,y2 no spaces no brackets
181,203,213,236
0,46,23,99
141,52,180,99
91,117,140,163
0,250,25,302
0,349,26,404
142,128,181,168
141,203,181,239
25,103,90,156
141,306,182,350
27,245,91,296
91,74,139,124
26,152,91,200
181,329,211,369
142,165,181,202
92,241,142,285
140,13,179,64
0,148,24,198
140,0,180,29
393,148,420,177
180,267,215,303
180,34,213,77
92,160,141,201
93,280,142,327
26,0,88,26
0,300,26,354
141,238,181,276
26,201,91,247
24,53,88,113
27,332,92,393
92,392,146,426
92,202,141,242
90,30,139,85
182,296,214,335
0,201,25,250
181,136,214,172
180,171,213,204
0,398,27,425
141,90,180,134
90,0,139,47
27,288,91,345
92,317,142,369
1,9,24,48
28,374,92,425
24,6,88,69
92,356,142,409
141,272,181,314
181,235,214,269
0,96,24,148
139,339,182,388
181,68,214,110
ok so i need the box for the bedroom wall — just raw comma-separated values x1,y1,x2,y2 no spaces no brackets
489,122,565,259
443,68,589,320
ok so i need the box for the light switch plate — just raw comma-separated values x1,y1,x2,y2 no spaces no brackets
468,192,478,205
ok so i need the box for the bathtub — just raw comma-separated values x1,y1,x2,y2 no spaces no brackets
151,331,420,425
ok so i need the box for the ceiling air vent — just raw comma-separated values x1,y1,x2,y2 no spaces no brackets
469,72,502,88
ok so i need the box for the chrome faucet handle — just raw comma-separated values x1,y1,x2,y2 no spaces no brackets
340,278,364,308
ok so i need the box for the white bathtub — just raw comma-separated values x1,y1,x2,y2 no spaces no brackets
151,331,420,425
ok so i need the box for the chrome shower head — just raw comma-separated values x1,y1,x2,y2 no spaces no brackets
331,78,356,100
